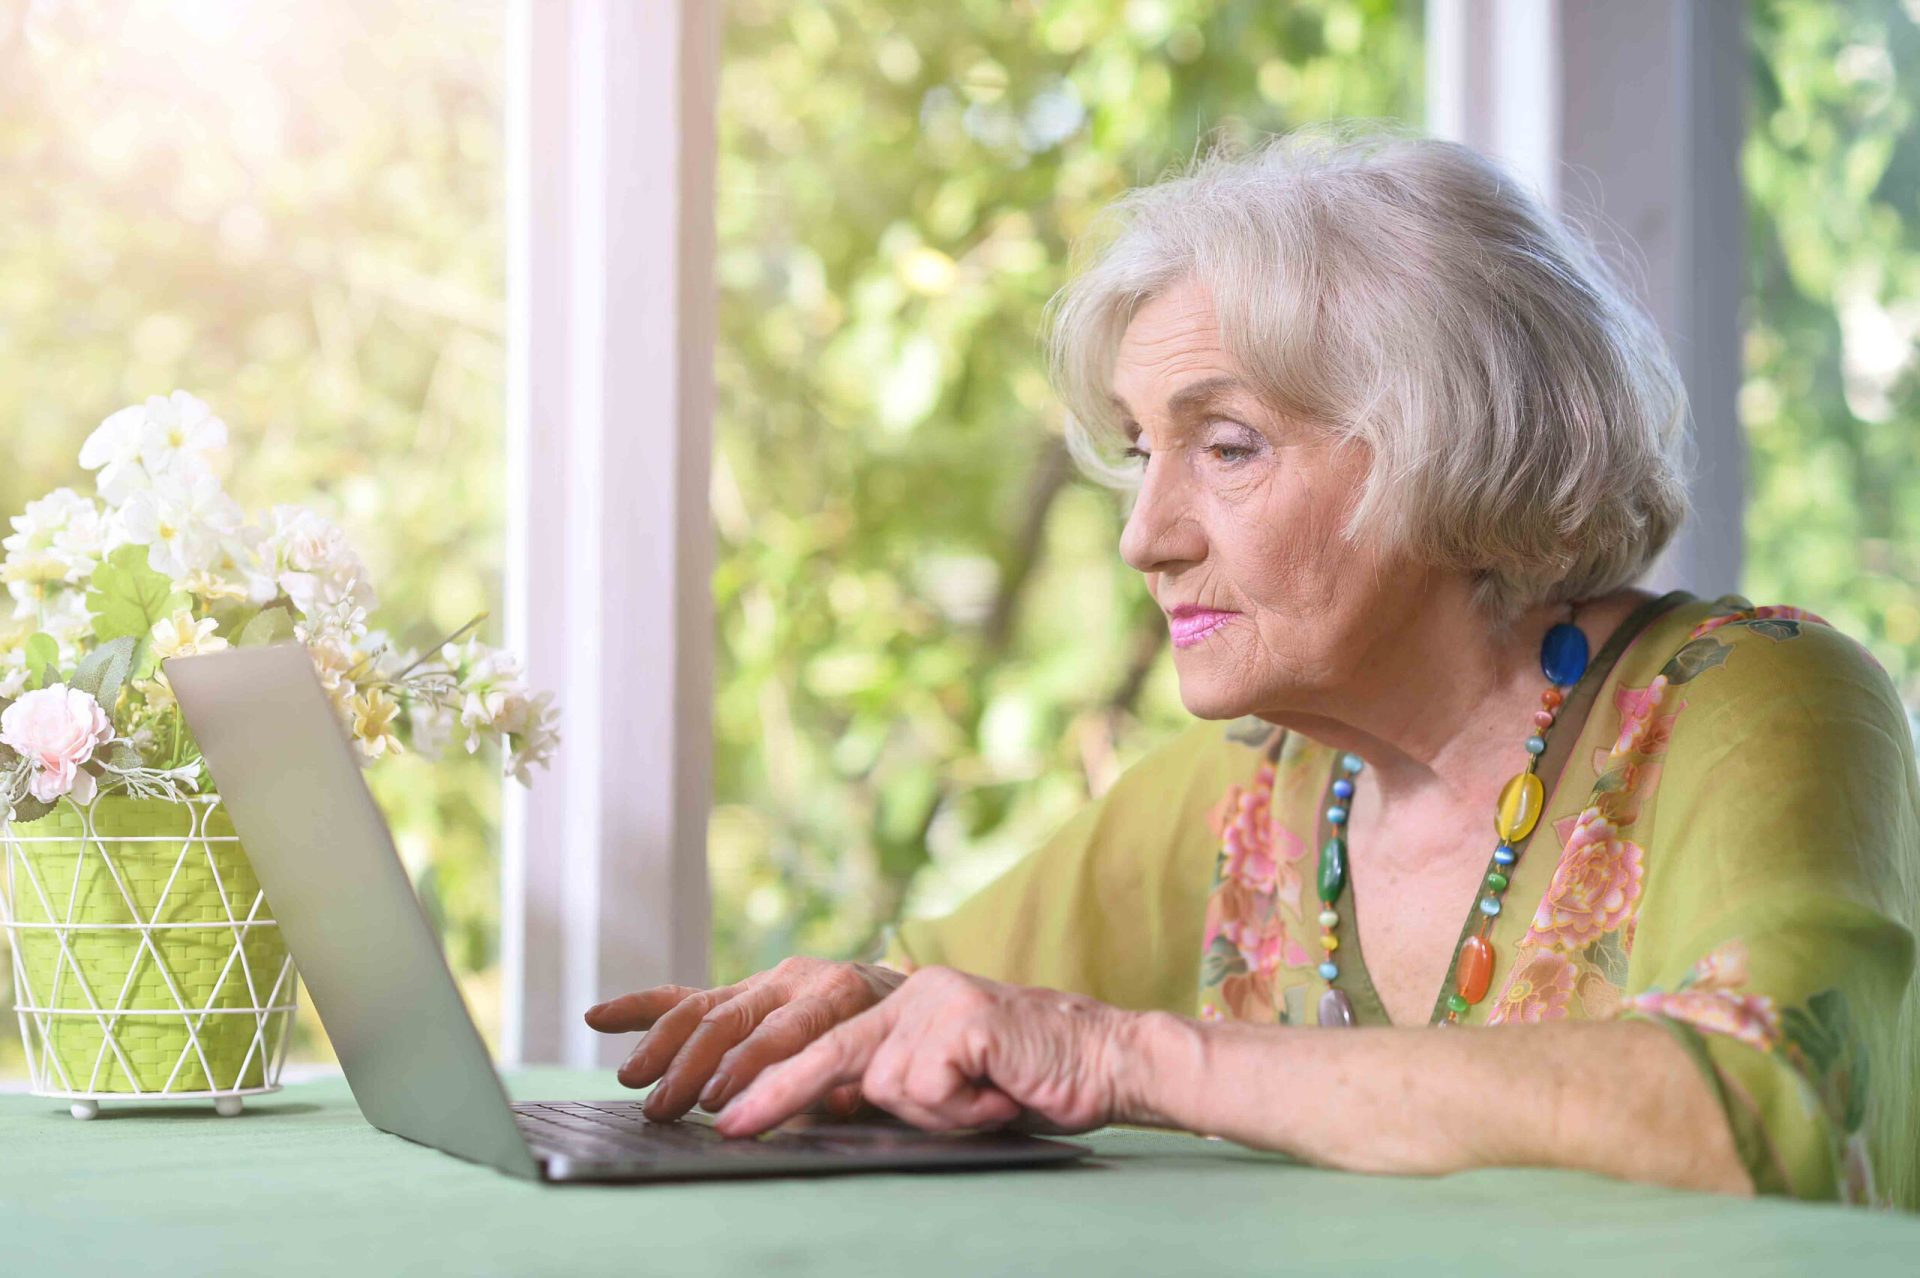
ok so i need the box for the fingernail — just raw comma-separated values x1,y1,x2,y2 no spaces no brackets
699,1073,731,1109
586,1001,607,1017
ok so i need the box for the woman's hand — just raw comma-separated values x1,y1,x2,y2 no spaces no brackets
583,957,907,1121
712,966,1153,1138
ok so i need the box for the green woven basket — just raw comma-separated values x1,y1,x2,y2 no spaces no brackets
1,794,296,1100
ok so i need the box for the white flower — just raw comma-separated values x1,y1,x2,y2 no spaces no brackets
149,609,228,662
2,488,106,582
135,390,227,476
0,684,114,804
0,659,26,700
177,521,267,605
505,693,560,786
448,639,559,783
80,392,227,507
114,468,242,580
2,489,106,619
79,404,153,505
306,632,364,723
455,644,533,749
255,505,376,618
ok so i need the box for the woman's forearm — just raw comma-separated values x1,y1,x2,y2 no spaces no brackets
1115,1011,1752,1195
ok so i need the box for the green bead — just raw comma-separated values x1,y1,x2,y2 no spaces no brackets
1318,836,1347,904
1486,871,1510,892
1446,993,1470,1015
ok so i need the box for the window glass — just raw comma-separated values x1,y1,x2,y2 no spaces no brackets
1744,1,1920,733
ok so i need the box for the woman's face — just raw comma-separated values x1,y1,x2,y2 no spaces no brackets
1111,278,1417,720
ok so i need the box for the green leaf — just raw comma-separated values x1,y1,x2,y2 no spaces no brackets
209,599,259,643
1745,618,1802,643
1200,934,1247,986
86,545,190,644
236,605,296,648
1591,767,1629,794
72,636,137,715
5,790,55,825
1662,637,1734,685
24,633,59,689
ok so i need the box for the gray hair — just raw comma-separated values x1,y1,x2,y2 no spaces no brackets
1042,121,1693,626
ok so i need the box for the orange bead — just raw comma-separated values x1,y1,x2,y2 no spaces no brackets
1541,688,1564,709
1456,934,1494,1004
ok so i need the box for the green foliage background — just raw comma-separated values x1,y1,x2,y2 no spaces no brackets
3,0,1917,1081
709,0,1424,980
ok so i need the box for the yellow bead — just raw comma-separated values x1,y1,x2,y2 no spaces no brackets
1320,934,1339,952
1494,771,1545,841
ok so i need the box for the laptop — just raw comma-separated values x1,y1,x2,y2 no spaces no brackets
165,642,1089,1183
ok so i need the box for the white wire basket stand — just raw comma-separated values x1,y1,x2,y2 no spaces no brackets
1,793,298,1118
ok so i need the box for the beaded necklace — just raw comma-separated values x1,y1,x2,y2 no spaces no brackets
1312,602,1593,1028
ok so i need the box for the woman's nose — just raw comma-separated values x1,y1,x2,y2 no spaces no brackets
1119,459,1206,575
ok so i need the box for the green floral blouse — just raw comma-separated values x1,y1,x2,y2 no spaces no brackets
887,591,1920,1208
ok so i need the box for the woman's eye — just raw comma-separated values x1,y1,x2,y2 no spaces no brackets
1208,444,1254,463
1121,445,1150,464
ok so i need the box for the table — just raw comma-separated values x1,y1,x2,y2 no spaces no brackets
4,1069,1916,1276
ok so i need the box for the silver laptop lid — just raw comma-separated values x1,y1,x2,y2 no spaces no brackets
165,643,539,1179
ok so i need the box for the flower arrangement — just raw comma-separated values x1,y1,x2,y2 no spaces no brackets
0,390,559,823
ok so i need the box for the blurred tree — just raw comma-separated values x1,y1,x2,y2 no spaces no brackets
1743,1,1920,718
0,0,507,1076
711,0,1424,979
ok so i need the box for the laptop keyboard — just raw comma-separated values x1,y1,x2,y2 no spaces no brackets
511,1101,831,1164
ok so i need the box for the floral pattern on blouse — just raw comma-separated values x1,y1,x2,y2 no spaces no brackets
1622,939,1879,1205
1199,738,1322,1023
1187,595,1904,1204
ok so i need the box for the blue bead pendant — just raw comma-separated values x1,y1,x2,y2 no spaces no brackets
1540,622,1589,687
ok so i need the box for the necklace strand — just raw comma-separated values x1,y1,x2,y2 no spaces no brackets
1312,602,1593,1028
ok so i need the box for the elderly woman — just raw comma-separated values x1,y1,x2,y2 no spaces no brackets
586,127,1920,1206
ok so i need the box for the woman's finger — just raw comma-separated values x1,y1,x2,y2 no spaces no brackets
583,985,705,1034
614,983,743,1090
714,1000,898,1137
820,1081,866,1119
643,980,802,1121
699,997,839,1111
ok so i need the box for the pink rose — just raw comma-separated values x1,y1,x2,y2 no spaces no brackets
0,684,114,804
1609,675,1684,757
1485,951,1576,1024
1525,806,1645,950
1213,761,1307,910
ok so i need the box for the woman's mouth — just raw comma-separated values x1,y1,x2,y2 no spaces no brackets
1169,609,1239,648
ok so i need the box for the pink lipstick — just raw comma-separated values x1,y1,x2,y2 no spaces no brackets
1168,607,1239,648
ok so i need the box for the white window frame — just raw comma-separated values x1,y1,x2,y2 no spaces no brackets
501,0,719,1068
1427,0,1748,596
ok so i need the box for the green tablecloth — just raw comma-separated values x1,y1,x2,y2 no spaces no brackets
3,1068,1916,1276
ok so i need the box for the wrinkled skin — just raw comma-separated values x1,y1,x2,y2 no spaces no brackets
585,956,906,1120
711,966,1138,1138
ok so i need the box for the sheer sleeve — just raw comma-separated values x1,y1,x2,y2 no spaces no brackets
878,718,1260,1015
1622,614,1920,1207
